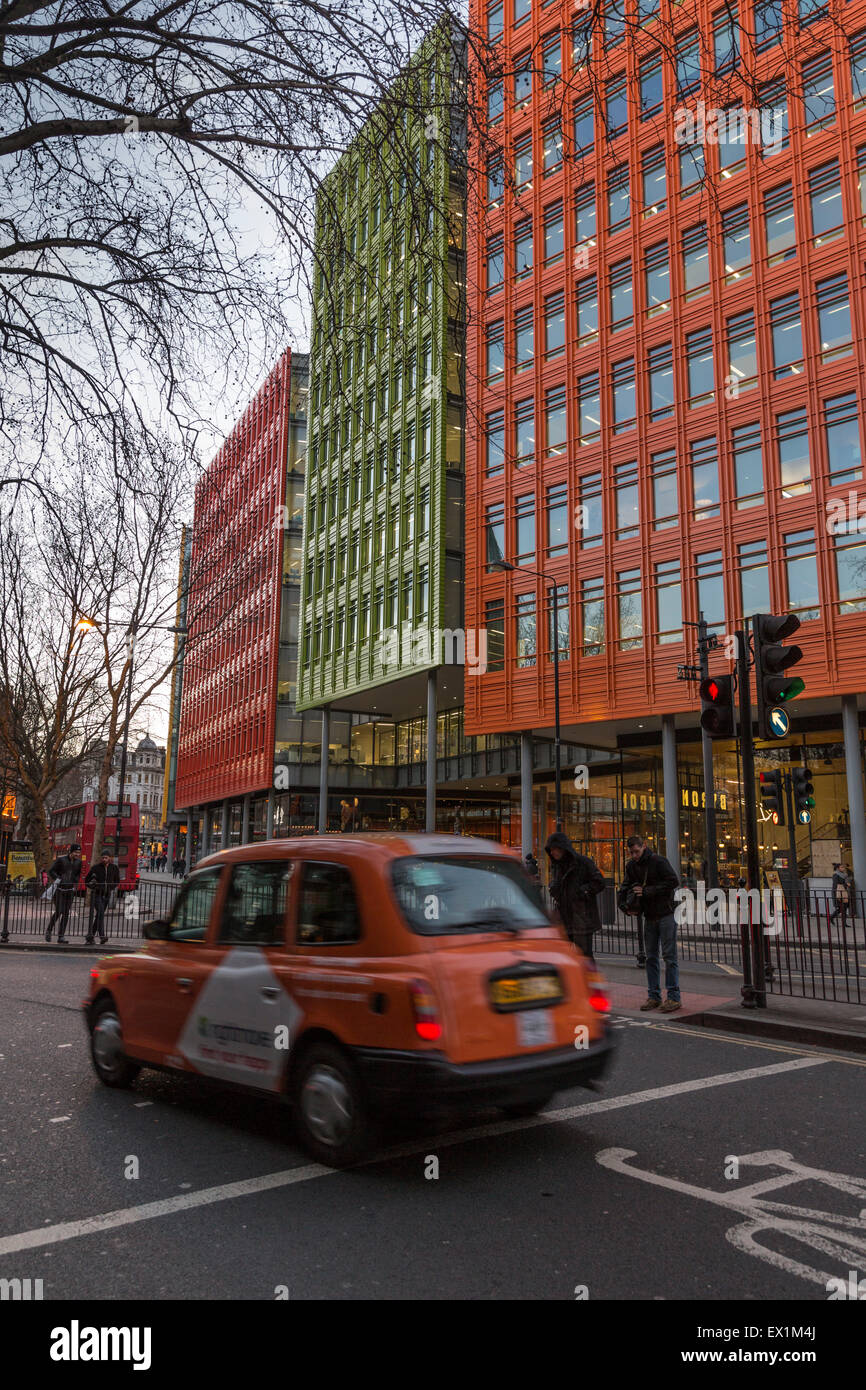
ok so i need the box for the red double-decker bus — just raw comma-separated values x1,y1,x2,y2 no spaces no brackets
48,801,140,893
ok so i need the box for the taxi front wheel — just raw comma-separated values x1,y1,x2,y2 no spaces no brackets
90,999,141,1089
292,1043,375,1168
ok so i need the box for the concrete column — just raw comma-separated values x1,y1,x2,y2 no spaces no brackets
241,794,251,845
662,713,681,881
168,826,176,865
318,708,330,834
221,799,229,850
185,810,193,871
520,732,533,860
841,695,866,896
426,669,437,832
201,808,210,858
266,788,275,840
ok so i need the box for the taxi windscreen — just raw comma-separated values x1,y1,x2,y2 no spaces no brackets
391,856,549,935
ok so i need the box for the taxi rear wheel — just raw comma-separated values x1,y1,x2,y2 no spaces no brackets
90,998,140,1089
293,1043,374,1168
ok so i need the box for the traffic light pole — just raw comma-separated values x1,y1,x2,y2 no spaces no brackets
783,771,801,912
697,616,719,892
737,623,765,1008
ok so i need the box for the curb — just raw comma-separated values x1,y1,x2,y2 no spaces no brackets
684,1007,866,1055
0,941,139,956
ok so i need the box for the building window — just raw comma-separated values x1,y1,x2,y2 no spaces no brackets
824,393,863,485
486,502,505,570
487,234,504,293
485,409,505,477
648,343,675,419
833,524,866,613
578,372,601,443
776,407,812,497
679,142,705,196
514,51,532,106
696,550,726,630
609,258,633,330
852,31,866,106
612,359,636,434
617,568,643,650
516,593,536,667
655,558,682,643
755,0,783,51
486,599,505,671
543,119,563,175
682,223,709,297
605,77,628,139
642,145,666,215
639,54,664,117
515,397,535,468
738,539,771,619
615,460,639,538
733,422,764,509
574,100,594,153
515,305,534,371
487,157,504,205
816,274,853,363
651,448,678,529
692,436,720,520
607,163,630,232
487,0,504,41
713,4,739,73
544,291,565,359
417,565,428,620
576,275,599,345
545,385,567,457
515,494,536,564
514,0,531,26
575,182,596,245
784,529,820,620
676,31,701,95
487,81,504,125
809,160,843,245
722,204,751,282
547,585,570,661
802,53,835,131
644,241,670,313
759,81,788,153
726,309,758,393
514,218,533,277
582,577,605,655
514,131,533,189
579,471,603,546
547,484,568,558
770,292,803,378
486,320,504,382
605,0,626,47
542,32,562,85
544,201,564,263
686,328,714,407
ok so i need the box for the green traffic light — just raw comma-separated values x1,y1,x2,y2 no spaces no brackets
779,677,805,701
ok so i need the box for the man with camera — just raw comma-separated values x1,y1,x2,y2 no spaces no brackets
618,834,681,1013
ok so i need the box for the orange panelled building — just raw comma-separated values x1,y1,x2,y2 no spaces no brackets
463,0,866,878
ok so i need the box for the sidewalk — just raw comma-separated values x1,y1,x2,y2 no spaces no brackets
598,955,866,1055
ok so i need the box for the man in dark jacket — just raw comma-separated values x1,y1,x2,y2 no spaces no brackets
618,834,681,1012
46,844,83,942
84,850,120,944
544,832,605,963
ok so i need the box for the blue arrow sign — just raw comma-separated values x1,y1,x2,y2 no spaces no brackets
769,707,790,737
798,809,812,825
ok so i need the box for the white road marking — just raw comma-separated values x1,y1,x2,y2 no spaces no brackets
48,1116,70,1124
133,1101,153,1108
0,1055,828,1258
57,1043,73,1049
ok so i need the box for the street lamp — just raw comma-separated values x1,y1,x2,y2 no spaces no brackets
490,559,564,832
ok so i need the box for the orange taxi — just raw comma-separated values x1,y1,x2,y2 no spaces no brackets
84,835,616,1166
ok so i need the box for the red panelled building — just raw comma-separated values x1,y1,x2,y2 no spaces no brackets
175,351,293,809
464,0,866,876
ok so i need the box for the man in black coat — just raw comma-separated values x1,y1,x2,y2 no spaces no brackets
46,844,83,942
544,831,605,963
84,850,120,944
618,834,681,1012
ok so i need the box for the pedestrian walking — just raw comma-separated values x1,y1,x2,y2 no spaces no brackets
523,852,541,883
84,850,119,944
828,862,852,927
45,844,83,942
544,831,605,964
172,854,185,878
149,843,156,871
618,834,681,1012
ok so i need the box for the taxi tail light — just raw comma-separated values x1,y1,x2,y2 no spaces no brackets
89,968,99,981
409,979,442,1042
586,974,610,1014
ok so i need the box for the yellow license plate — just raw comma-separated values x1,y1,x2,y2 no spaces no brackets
490,975,562,1008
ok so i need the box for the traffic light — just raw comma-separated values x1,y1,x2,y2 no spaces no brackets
699,674,735,738
791,765,815,822
759,769,785,825
753,613,805,739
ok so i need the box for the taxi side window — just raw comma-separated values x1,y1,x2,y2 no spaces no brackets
297,862,360,945
168,870,221,943
219,861,293,946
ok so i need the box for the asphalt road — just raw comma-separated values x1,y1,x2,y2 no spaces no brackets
1,951,865,1302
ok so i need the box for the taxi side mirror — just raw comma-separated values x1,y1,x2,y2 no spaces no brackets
143,919,171,940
